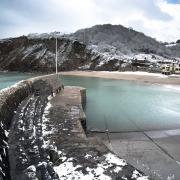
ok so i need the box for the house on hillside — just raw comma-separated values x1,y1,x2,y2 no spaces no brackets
161,62,180,75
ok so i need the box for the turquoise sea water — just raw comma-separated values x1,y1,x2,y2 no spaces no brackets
0,72,36,90
61,75,180,132
1,72,180,132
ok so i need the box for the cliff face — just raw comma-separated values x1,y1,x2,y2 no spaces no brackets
0,36,91,72
0,35,124,72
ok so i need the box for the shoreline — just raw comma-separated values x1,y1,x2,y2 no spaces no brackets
60,70,180,85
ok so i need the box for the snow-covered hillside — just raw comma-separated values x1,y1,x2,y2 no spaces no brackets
0,24,180,72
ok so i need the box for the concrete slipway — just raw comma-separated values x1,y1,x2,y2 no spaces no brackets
92,129,180,179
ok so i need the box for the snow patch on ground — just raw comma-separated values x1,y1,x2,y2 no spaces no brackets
132,170,149,180
42,102,53,139
54,158,111,180
4,130,9,138
105,153,126,166
27,165,36,172
85,153,92,159
54,152,148,179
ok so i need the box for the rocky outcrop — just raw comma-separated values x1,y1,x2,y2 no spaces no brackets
0,36,92,72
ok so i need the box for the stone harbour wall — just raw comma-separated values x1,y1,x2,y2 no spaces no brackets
0,73,148,180
0,74,62,180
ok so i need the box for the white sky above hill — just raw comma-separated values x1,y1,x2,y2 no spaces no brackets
0,0,180,42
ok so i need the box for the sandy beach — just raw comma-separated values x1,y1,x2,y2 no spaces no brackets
60,71,180,85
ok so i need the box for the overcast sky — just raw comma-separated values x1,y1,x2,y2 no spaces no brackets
0,0,180,42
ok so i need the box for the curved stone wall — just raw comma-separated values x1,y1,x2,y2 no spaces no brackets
0,74,62,180
0,74,148,180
